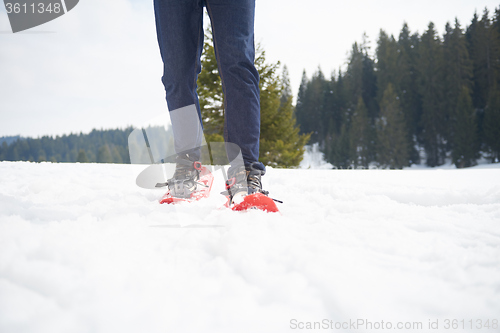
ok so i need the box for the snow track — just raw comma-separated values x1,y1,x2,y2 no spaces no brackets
0,161,499,332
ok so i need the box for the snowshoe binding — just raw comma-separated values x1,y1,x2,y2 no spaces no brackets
223,163,280,213
158,155,214,204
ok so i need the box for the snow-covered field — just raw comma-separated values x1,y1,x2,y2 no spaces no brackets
1,161,500,333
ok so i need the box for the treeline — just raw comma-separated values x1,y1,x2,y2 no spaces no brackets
0,128,133,163
296,7,500,169
0,136,22,146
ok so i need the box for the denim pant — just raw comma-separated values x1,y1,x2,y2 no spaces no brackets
153,0,264,171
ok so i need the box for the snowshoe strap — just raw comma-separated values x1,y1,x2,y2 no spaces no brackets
167,160,202,198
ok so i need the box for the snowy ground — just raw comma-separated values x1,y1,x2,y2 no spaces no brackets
1,161,500,333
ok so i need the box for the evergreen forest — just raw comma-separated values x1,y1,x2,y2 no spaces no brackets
296,7,500,168
0,129,132,164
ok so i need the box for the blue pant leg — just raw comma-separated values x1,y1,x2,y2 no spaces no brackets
205,0,264,170
154,0,204,116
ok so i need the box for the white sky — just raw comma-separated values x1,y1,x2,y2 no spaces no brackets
0,0,498,137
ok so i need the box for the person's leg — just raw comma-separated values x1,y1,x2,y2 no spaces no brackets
205,0,264,171
154,0,205,161
154,0,204,113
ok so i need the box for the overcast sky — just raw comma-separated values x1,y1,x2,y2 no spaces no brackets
0,0,499,138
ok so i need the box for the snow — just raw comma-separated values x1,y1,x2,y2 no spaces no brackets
1,161,500,333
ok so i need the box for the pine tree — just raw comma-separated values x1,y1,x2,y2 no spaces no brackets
376,84,409,169
443,19,477,165
322,75,336,143
322,72,340,160
296,69,327,143
69,148,78,162
344,38,378,164
111,146,123,163
349,97,371,168
323,71,351,168
466,9,500,150
87,150,96,163
376,30,399,103
197,28,308,167
295,70,309,136
77,149,89,163
37,149,47,162
484,84,500,162
467,10,500,111
9,146,20,161
345,39,378,118
18,139,31,161
280,65,292,107
0,142,7,160
258,52,310,167
360,35,378,122
345,42,364,108
97,145,113,163
333,123,351,169
494,8,500,78
418,22,446,166
397,23,421,164
452,86,477,167
324,72,342,136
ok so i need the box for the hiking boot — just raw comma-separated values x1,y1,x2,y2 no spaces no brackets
167,154,202,198
247,167,268,195
225,163,268,205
